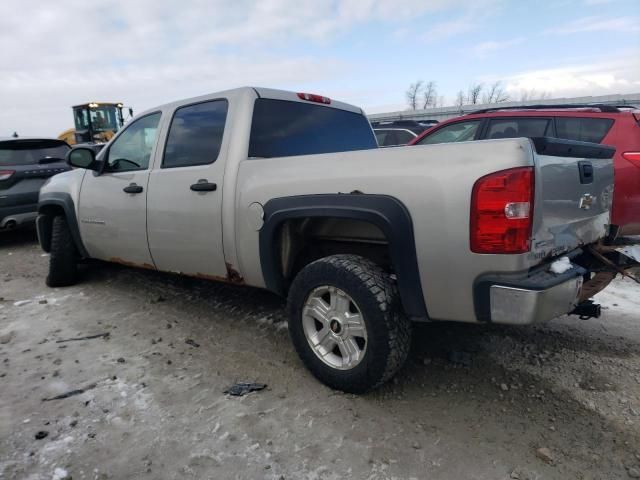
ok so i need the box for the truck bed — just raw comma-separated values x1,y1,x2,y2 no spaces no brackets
233,137,614,323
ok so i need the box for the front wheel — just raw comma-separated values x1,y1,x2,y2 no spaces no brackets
46,215,79,287
287,254,411,393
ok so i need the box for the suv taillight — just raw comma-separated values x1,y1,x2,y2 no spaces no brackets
470,167,534,254
622,152,640,168
0,170,15,181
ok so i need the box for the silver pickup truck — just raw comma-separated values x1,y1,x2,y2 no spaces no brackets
36,87,616,392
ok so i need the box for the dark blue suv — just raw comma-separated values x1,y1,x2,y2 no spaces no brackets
0,138,70,230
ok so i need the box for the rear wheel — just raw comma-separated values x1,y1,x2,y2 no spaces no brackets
46,215,78,287
287,254,411,393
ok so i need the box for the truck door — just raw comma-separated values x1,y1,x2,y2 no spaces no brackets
77,112,162,267
146,99,229,278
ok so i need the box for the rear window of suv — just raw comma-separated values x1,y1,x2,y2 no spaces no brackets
249,99,376,158
555,117,614,143
0,140,69,166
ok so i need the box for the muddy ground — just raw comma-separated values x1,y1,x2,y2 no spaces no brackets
1,229,639,480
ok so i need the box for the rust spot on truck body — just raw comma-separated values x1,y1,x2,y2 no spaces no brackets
109,257,156,270
107,257,244,285
191,264,244,285
225,262,244,284
192,272,229,282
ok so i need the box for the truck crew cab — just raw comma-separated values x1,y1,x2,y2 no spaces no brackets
37,87,617,392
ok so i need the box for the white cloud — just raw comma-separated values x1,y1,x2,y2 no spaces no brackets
1,0,637,136
418,0,504,42
468,37,524,58
545,15,640,34
499,52,640,98
0,0,501,136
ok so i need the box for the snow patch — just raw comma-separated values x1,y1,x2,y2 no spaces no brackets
52,467,68,480
617,245,640,263
595,277,640,315
549,256,572,274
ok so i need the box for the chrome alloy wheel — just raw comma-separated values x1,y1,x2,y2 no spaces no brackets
302,286,368,370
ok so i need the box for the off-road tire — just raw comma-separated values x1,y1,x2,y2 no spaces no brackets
288,254,412,393
46,215,78,287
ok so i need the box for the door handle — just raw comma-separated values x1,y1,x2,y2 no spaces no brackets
123,183,143,194
578,161,594,184
190,179,217,192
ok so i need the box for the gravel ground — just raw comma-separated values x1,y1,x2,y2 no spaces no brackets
1,229,639,480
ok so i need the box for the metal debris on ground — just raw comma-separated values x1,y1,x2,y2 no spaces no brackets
224,382,267,396
42,383,97,402
55,333,110,343
185,339,200,348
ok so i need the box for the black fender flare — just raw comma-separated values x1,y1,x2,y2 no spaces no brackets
37,192,89,258
259,194,428,320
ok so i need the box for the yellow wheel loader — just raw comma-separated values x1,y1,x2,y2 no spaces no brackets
58,102,133,145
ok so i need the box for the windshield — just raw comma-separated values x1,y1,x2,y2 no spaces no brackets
74,105,120,132
0,141,69,166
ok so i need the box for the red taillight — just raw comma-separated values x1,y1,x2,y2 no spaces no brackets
0,170,15,181
297,92,331,104
622,152,640,168
470,167,534,254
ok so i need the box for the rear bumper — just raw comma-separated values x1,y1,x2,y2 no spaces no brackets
474,257,586,325
1,181,41,228
0,203,38,229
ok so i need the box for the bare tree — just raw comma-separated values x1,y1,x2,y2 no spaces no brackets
421,81,438,109
520,88,550,102
482,81,510,104
455,90,466,108
467,83,483,104
520,89,533,102
406,80,423,110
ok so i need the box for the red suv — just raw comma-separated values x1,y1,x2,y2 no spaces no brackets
409,105,640,235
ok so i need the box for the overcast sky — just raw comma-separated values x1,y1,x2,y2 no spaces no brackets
1,0,639,137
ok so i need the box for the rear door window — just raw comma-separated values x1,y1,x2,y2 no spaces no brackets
555,117,614,143
415,120,482,145
374,129,390,146
163,100,228,168
249,99,376,158
486,118,551,139
375,129,415,147
393,130,416,145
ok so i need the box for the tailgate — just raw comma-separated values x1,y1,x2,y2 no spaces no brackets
529,138,615,260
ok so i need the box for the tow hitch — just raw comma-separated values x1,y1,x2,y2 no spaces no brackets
570,299,602,320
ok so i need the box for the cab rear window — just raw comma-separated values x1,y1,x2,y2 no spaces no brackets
555,117,614,143
249,99,376,158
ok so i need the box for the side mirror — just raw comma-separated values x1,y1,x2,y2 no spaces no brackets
67,147,98,170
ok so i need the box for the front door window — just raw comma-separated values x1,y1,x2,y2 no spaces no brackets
106,112,161,172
